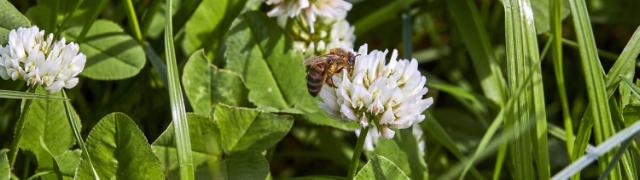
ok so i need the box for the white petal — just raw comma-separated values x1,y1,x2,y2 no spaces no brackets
380,126,395,139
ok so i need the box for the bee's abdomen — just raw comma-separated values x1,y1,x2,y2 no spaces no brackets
307,66,324,96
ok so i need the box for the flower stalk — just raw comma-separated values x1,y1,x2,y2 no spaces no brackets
347,124,370,179
8,88,34,167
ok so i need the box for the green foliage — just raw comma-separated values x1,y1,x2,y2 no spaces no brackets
0,0,30,43
0,149,9,180
153,105,291,179
353,155,410,180
373,129,428,179
225,11,314,113
183,50,249,115
152,113,221,175
2,0,640,179
64,20,146,80
182,0,247,61
17,88,80,179
214,104,293,153
75,113,164,179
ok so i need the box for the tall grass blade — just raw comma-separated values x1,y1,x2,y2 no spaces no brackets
550,0,574,162
164,0,194,179
552,121,640,180
0,89,66,100
61,91,99,179
503,0,550,178
568,0,636,177
122,0,143,42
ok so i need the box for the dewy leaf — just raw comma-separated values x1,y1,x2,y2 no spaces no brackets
182,0,247,60
18,88,80,178
0,0,30,44
374,129,427,180
183,50,249,115
1,149,9,180
213,104,293,153
152,113,222,173
225,11,313,113
75,112,164,179
354,155,410,180
63,20,146,80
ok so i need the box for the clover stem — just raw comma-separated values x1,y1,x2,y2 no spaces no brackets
8,87,34,167
347,124,370,179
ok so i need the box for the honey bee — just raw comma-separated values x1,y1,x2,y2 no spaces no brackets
305,48,357,96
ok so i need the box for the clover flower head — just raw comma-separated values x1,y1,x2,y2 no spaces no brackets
0,26,86,93
358,124,426,152
318,44,433,139
293,18,355,57
266,0,352,32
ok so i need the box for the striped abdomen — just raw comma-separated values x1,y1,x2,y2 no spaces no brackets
307,64,326,96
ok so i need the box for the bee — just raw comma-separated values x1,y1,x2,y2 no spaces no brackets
305,48,357,96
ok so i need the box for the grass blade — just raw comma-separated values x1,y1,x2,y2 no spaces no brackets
61,91,99,179
550,0,575,162
0,89,66,100
503,0,550,178
568,0,632,177
552,121,640,180
164,0,194,179
122,0,143,42
570,25,640,180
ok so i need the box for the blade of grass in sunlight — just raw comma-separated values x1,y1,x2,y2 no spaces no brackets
0,89,66,100
164,0,194,179
550,0,575,163
552,121,640,180
448,0,507,105
569,0,636,178
62,91,99,179
122,0,143,42
503,0,550,179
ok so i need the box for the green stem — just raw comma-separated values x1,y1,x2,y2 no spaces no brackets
122,0,143,42
78,0,108,42
347,125,370,179
8,88,35,167
550,0,575,162
62,91,100,179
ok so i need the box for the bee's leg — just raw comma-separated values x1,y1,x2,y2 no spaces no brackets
325,74,337,88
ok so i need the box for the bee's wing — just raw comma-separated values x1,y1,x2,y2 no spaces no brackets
304,56,327,66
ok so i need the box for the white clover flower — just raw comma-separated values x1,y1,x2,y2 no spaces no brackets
358,125,426,152
293,18,355,57
266,0,352,32
318,44,433,139
0,26,86,93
